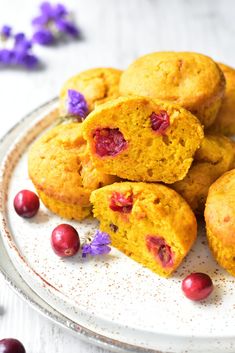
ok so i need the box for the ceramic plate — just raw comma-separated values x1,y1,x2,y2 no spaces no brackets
0,99,235,353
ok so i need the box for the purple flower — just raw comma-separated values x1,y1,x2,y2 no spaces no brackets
53,3,68,18
32,2,68,25
0,29,39,69
82,230,111,258
13,33,38,68
14,33,32,52
0,25,12,39
56,19,80,38
0,49,14,64
32,2,53,26
16,53,39,69
32,28,54,45
32,1,80,46
67,89,88,119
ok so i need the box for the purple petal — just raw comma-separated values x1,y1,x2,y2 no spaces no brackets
32,2,53,26
90,244,111,256
32,28,54,45
55,19,80,38
40,1,54,16
14,32,26,43
67,89,88,118
82,244,91,258
53,3,68,18
92,231,111,246
1,25,12,38
0,49,14,64
32,15,49,26
13,49,38,68
14,39,32,54
19,53,39,68
14,33,32,51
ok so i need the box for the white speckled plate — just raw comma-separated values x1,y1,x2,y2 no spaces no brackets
1,99,235,353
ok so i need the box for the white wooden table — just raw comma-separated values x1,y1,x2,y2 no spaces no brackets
0,0,235,351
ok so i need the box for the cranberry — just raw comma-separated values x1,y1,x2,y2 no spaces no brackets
109,192,133,213
51,224,80,257
13,190,40,218
0,338,26,353
93,128,127,157
150,110,170,134
146,236,173,267
182,273,214,301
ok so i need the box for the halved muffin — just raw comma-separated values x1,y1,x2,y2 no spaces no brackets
91,182,197,277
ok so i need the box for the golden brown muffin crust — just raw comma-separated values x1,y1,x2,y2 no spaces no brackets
59,67,122,114
120,52,225,127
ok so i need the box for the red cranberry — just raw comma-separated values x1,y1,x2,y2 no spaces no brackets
93,128,127,157
13,190,40,218
182,273,214,301
146,235,173,267
51,224,80,257
109,192,133,213
0,338,26,353
150,110,170,134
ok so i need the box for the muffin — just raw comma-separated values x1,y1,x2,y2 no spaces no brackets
91,182,197,277
82,96,204,184
172,134,235,214
59,67,122,115
205,169,235,276
209,63,235,135
120,52,225,127
28,123,117,220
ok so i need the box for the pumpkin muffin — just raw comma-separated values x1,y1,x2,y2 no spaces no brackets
59,67,122,115
119,52,225,127
28,123,117,220
209,63,235,135
172,134,235,214
91,182,197,277
82,96,204,184
205,169,235,276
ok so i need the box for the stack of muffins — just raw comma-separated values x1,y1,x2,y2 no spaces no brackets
28,52,235,277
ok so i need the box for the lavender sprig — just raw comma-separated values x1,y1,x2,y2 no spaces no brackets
67,89,88,120
82,230,111,258
32,1,80,46
0,27,39,69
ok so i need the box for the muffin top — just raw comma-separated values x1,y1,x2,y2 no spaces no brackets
120,52,225,116
59,67,122,114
